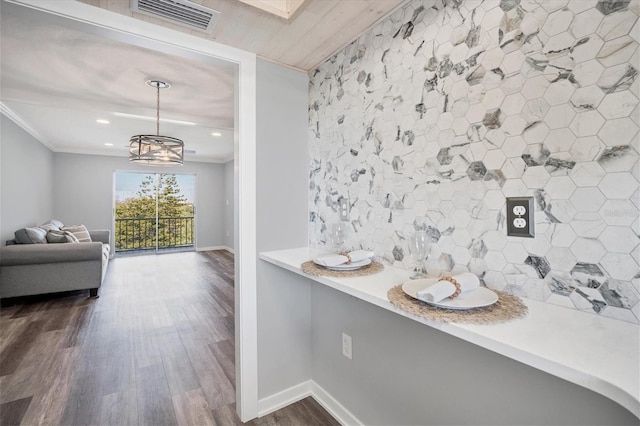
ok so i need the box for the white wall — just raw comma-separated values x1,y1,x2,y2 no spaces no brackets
255,58,310,399
224,160,234,250
52,152,226,249
0,115,54,243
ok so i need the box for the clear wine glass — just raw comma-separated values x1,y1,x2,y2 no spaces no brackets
408,230,430,279
329,223,346,253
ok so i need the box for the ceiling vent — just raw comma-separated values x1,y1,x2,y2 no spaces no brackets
131,0,219,33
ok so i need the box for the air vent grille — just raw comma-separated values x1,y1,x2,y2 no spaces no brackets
132,0,219,33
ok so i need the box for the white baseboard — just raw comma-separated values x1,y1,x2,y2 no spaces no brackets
196,245,233,252
223,246,235,254
310,381,363,426
257,380,362,426
257,380,311,417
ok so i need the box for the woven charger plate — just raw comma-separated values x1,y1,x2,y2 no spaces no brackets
301,260,384,277
387,284,528,324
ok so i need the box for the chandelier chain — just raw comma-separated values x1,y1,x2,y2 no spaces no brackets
156,84,160,136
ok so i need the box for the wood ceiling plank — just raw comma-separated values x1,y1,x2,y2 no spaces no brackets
292,0,405,70
257,0,340,60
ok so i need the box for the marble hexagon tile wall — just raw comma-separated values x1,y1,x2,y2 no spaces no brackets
308,0,640,323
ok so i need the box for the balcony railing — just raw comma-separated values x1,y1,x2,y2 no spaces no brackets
115,216,194,252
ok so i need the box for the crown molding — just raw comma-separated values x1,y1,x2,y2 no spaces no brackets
0,101,55,151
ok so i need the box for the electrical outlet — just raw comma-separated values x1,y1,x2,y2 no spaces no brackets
506,197,535,238
342,333,352,360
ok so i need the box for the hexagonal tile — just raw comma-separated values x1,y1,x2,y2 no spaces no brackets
545,128,577,153
598,172,639,199
545,247,576,272
544,104,576,130
544,80,576,106
523,121,550,144
597,36,637,67
485,250,507,271
569,136,604,162
483,108,505,129
598,117,639,146
570,59,605,87
501,178,529,197
597,63,638,94
598,145,639,172
452,227,471,246
466,102,487,123
570,237,606,263
502,137,527,159
571,86,606,111
482,149,506,170
542,8,573,36
503,241,529,264
570,187,606,212
600,226,639,253
502,50,526,74
500,115,526,136
572,34,606,64
570,286,607,313
599,199,639,226
480,48,506,71
570,8,605,38
545,176,577,199
600,279,640,310
548,224,578,248
598,90,639,119
522,165,551,188
525,255,551,279
571,262,607,288
521,75,549,100
545,272,577,296
569,110,606,137
569,161,606,187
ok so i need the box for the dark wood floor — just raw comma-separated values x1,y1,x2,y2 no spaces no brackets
0,250,339,426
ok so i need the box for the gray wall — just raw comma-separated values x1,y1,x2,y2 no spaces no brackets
224,160,234,250
52,152,226,249
0,115,54,243
310,283,637,425
255,58,310,399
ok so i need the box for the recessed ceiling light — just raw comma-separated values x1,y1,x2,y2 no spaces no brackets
104,143,114,147
96,119,110,124
211,132,222,137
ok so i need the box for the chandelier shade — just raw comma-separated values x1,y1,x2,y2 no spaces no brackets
129,80,184,166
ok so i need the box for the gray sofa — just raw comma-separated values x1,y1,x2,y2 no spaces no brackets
0,230,111,299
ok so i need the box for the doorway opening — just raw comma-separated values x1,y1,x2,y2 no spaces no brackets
114,171,196,254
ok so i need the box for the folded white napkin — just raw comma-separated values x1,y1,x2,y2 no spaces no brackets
315,250,373,267
416,272,480,303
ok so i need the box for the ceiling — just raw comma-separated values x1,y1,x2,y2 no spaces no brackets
1,0,406,163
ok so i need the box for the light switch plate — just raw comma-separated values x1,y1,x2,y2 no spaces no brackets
506,197,535,238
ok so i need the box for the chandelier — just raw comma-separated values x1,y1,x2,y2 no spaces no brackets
129,80,184,166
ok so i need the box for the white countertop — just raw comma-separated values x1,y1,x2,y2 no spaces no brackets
259,247,640,419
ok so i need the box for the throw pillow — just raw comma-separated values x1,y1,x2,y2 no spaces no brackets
61,224,92,243
39,222,60,232
49,219,64,229
46,229,79,243
14,227,48,244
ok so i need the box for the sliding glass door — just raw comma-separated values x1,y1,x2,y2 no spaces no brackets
114,172,196,253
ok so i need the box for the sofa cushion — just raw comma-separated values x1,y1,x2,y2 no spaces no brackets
61,225,92,243
15,227,48,244
46,229,79,244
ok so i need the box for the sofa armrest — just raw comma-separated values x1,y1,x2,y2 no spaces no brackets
0,242,104,266
89,230,111,245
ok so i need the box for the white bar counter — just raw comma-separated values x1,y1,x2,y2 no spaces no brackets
259,247,640,419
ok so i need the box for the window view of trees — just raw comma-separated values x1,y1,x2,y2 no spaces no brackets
115,173,195,251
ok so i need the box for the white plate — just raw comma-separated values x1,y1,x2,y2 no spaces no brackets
313,258,372,271
402,278,498,310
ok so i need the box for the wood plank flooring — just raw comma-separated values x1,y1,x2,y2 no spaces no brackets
0,250,339,426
